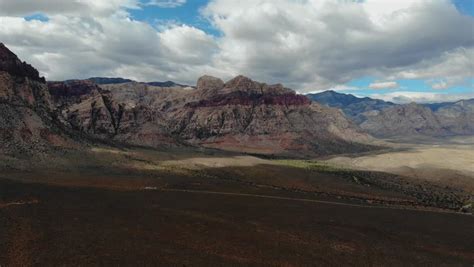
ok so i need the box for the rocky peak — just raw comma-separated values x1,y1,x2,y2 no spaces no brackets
224,75,260,93
196,75,224,91
262,83,293,95
0,43,45,82
221,75,295,96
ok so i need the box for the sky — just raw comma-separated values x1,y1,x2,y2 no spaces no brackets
0,0,472,103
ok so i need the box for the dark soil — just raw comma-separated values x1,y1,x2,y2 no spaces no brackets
1,174,473,266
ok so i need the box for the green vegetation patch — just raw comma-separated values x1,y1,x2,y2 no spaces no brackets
272,159,343,172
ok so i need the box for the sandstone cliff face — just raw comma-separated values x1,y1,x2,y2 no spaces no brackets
50,75,374,156
168,75,372,155
48,80,119,138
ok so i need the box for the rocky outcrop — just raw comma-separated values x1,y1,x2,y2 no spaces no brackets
48,80,99,103
197,75,224,91
170,88,373,156
0,43,45,83
0,44,69,154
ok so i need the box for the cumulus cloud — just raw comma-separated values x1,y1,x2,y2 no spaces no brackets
0,1,218,83
0,0,472,92
201,0,474,91
392,47,474,90
369,81,399,89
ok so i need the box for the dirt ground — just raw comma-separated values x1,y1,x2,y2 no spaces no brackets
1,178,473,266
1,143,473,266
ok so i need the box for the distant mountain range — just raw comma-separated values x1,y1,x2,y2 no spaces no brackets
308,91,474,138
87,77,189,88
307,91,395,124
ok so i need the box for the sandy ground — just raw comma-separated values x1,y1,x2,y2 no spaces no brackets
326,137,474,192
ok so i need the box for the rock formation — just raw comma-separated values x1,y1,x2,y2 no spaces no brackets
50,75,375,156
0,43,375,156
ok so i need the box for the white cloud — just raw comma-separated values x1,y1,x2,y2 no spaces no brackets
0,15,218,83
369,81,399,89
329,85,361,91
431,81,449,90
392,47,474,90
201,0,474,91
147,0,186,8
0,0,140,17
0,0,472,91
371,91,474,104
159,25,217,63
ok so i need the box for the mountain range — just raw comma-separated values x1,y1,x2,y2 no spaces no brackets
307,91,474,138
87,77,189,88
0,43,373,157
1,43,473,158
307,90,395,124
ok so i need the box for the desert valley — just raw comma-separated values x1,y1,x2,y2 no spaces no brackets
0,41,473,266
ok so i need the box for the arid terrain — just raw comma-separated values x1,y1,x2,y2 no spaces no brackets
1,142,474,266
327,136,474,193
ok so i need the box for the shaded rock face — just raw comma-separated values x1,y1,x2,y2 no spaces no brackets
49,81,175,146
48,80,99,103
0,44,68,154
0,43,45,83
187,90,310,108
51,75,374,156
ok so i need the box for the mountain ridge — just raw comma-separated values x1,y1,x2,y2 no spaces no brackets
307,90,395,123
86,77,190,88
309,90,474,137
